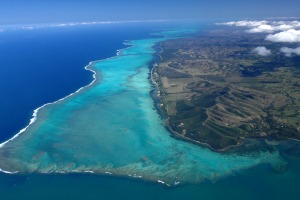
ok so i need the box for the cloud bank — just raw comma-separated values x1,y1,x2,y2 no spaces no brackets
219,19,300,57
280,47,300,56
219,20,300,45
251,46,271,56
219,20,300,34
266,29,300,43
221,20,268,27
247,24,275,33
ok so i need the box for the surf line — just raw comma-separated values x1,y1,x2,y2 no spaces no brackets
0,62,98,149
0,37,163,175
0,41,136,150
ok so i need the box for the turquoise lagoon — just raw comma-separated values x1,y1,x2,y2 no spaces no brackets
0,28,287,186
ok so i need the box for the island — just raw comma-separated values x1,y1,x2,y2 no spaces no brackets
153,26,300,151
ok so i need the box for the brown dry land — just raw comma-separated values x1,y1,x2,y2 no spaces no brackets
153,28,300,151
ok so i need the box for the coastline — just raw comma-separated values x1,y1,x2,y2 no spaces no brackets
150,42,244,152
151,38,300,153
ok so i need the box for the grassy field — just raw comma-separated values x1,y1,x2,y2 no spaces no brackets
155,28,300,150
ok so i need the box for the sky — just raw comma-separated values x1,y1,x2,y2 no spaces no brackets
0,0,300,25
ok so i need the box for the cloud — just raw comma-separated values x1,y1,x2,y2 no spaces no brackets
280,47,300,56
218,20,300,44
0,20,169,32
247,24,275,33
251,46,271,56
266,29,300,43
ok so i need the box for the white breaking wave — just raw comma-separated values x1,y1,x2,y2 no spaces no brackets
0,62,97,149
0,41,137,174
157,180,170,186
0,63,97,174
0,168,18,174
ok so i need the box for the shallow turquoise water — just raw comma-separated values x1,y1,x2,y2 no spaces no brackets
0,28,287,186
1,158,300,200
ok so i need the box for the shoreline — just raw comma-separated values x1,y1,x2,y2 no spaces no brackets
150,42,245,152
151,40,300,153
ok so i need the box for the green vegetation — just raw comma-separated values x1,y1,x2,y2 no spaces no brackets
154,28,300,150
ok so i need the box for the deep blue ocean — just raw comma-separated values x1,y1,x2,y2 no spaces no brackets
0,22,168,143
1,21,300,200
